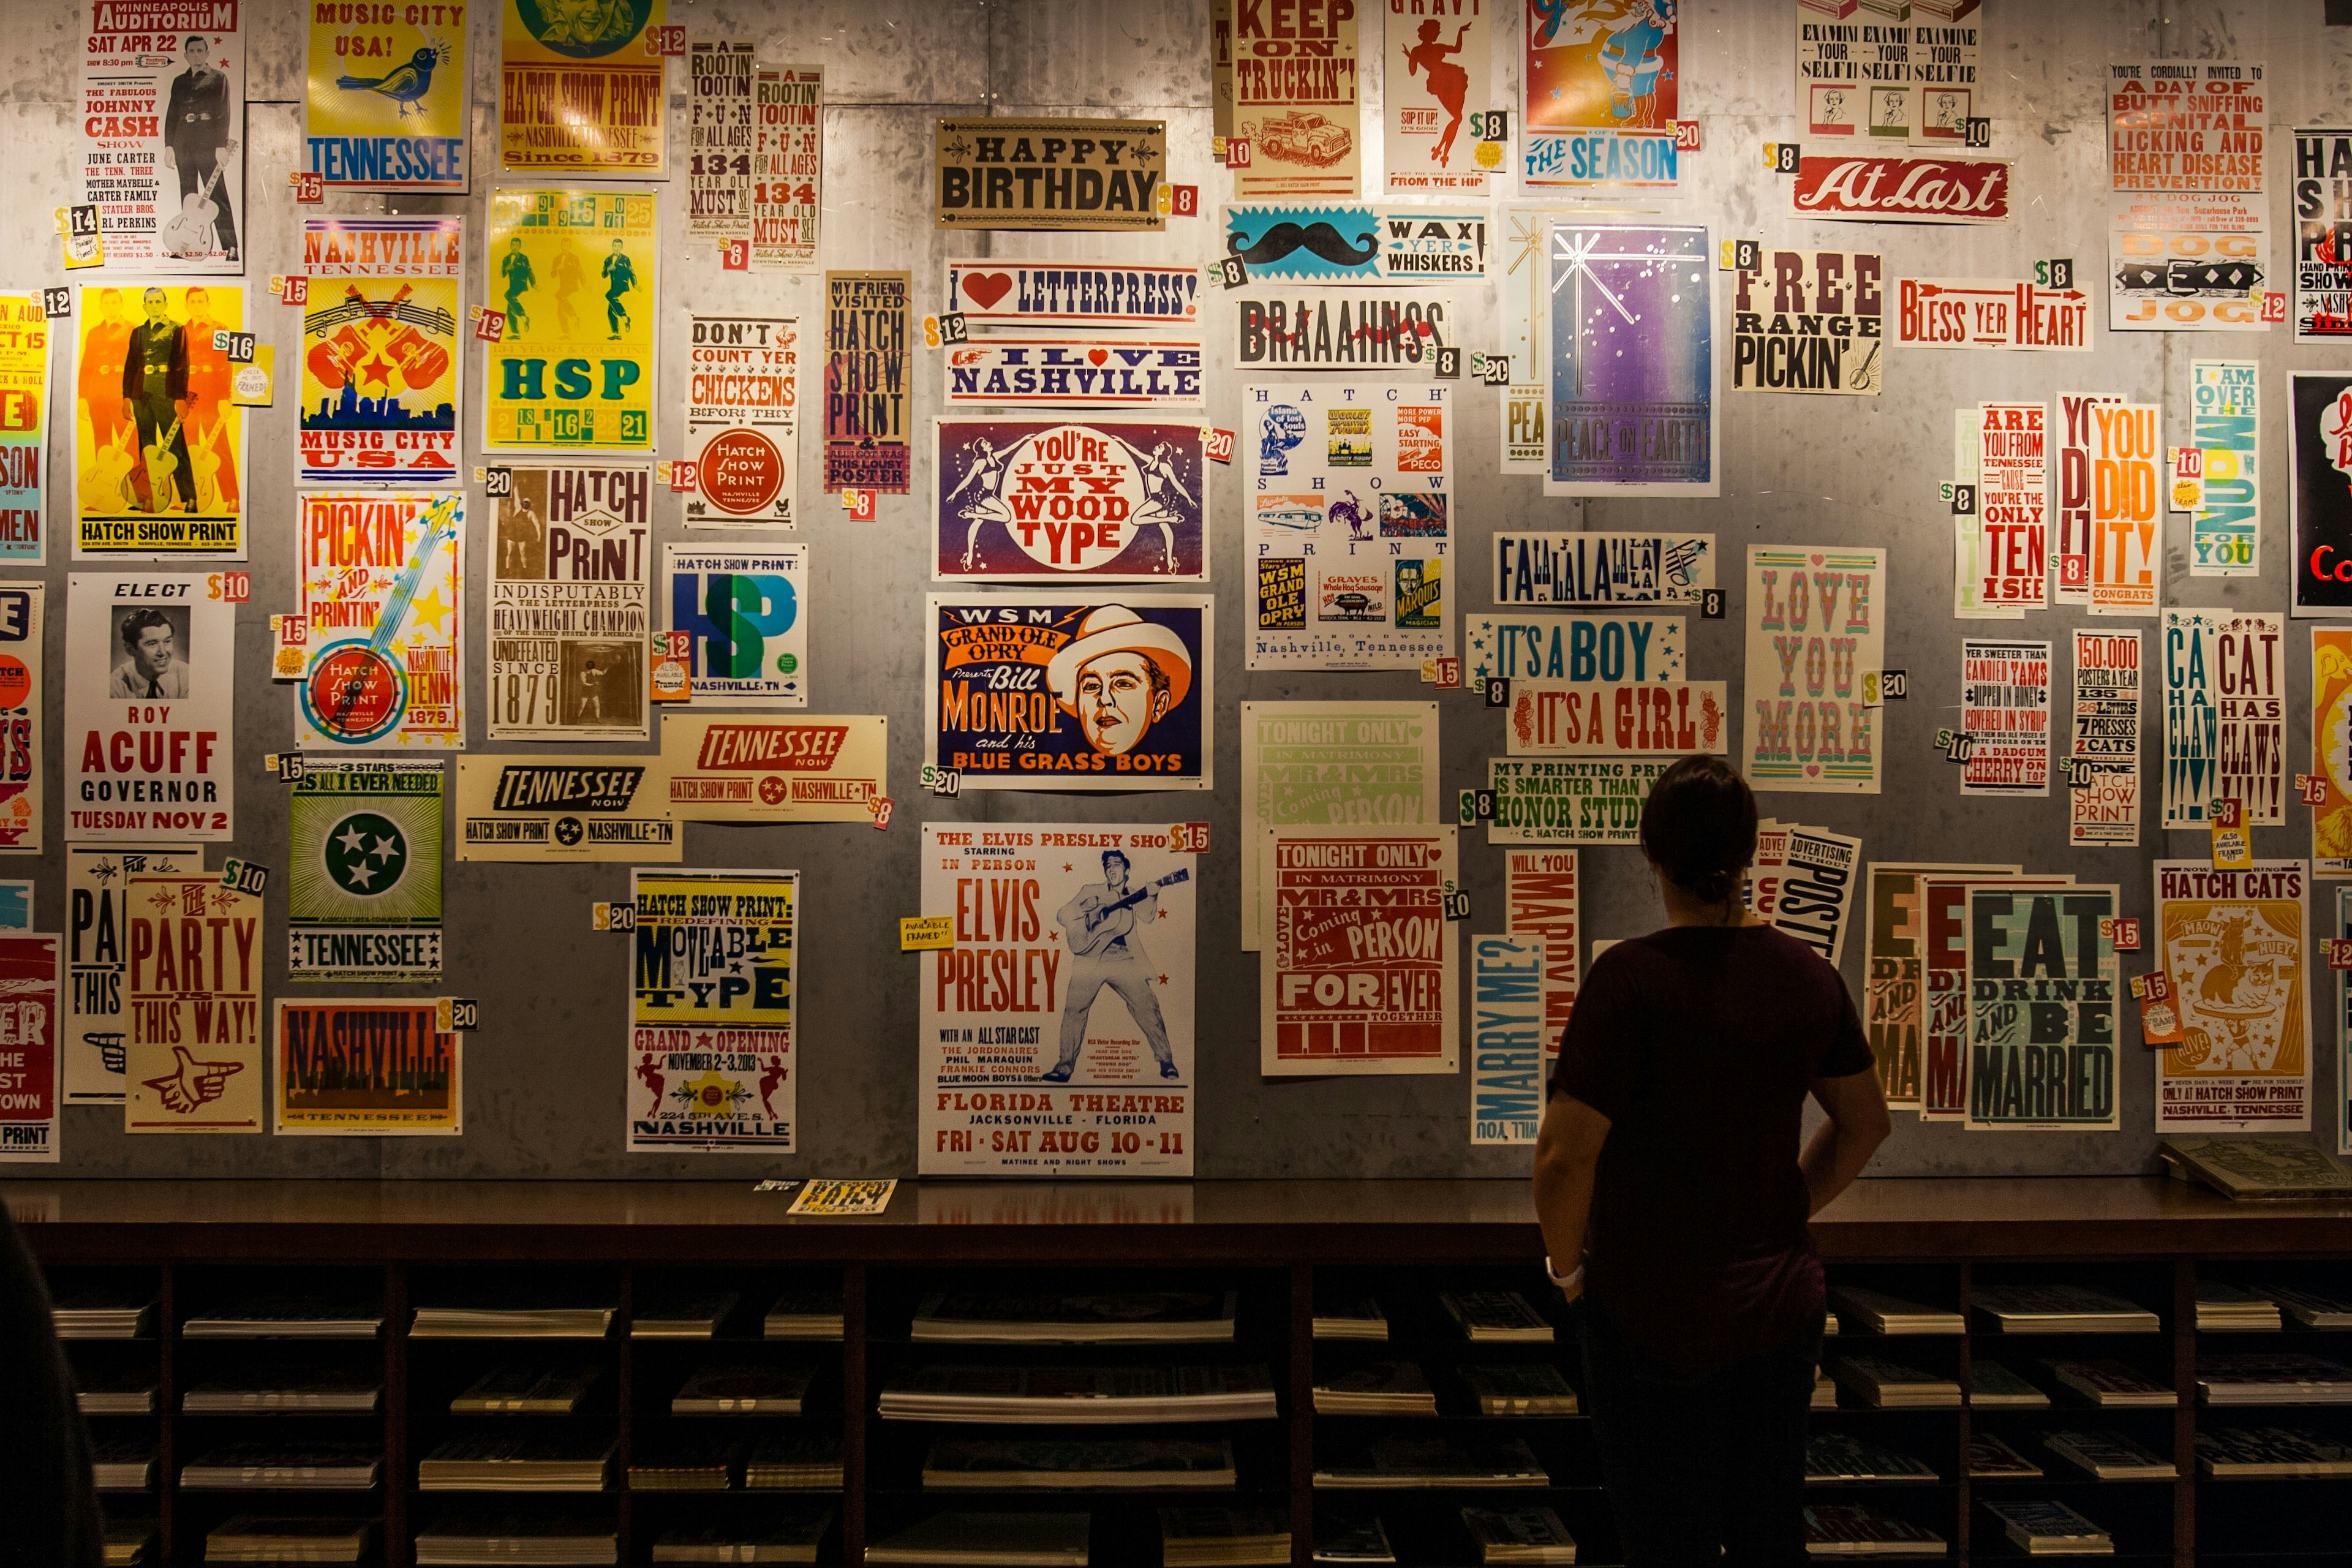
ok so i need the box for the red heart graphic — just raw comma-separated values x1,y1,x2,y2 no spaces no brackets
962,272,1012,309
1088,349,1109,366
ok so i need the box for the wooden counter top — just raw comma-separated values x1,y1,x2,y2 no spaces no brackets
6,1175,2350,1262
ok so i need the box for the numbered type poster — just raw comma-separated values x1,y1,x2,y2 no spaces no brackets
1523,0,1678,189
1743,545,1886,794
2071,630,2143,848
655,714,886,824
687,42,754,247
936,417,1207,582
1487,757,1673,845
0,585,41,853
483,190,657,454
1385,2,1490,195
823,271,910,493
2087,403,2160,616
753,66,823,270
1470,934,1544,1145
926,593,1212,792
1545,224,1715,496
664,545,807,706
2312,628,2352,875
1730,249,1885,395
2156,860,2310,1134
0,935,59,1162
65,843,197,1103
487,464,649,742
297,216,463,485
305,2,467,192
628,868,797,1153
275,1000,460,1134
0,295,50,564
1503,850,1578,1048
453,755,677,862
2294,373,2352,616
2293,127,2352,342
123,871,261,1134
684,314,797,529
1960,639,2051,798
1964,883,2119,1131
73,284,249,559
1231,0,1359,198
295,492,463,749
1248,380,1450,669
66,574,235,840
2190,361,2260,577
81,3,244,271
2162,608,2283,829
920,823,1196,1177
287,758,443,984
1261,824,1457,1076
500,0,666,175
2106,61,2268,334
1240,700,1440,950
2054,392,2124,605
1974,403,2046,609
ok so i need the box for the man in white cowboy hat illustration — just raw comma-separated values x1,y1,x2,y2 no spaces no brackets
1044,604,1194,758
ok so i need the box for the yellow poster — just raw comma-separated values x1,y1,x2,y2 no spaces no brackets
73,284,247,559
483,190,657,454
0,293,50,565
500,0,667,175
305,6,469,192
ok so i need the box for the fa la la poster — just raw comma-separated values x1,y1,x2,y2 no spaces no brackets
920,823,1196,1177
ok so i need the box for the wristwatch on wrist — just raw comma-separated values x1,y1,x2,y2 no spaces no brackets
1544,1255,1585,1292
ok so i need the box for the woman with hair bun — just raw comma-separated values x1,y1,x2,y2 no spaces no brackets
1531,754,1890,1565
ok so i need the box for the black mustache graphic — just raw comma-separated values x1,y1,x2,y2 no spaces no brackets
1229,221,1379,268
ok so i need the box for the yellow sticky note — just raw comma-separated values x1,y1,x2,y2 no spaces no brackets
899,916,954,951
230,345,274,407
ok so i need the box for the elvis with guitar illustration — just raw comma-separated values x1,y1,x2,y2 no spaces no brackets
1045,848,1188,1084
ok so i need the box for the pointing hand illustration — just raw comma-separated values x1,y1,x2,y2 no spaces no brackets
145,1046,243,1114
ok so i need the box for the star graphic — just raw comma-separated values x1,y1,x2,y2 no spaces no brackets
408,582,455,639
369,834,398,862
1063,862,1073,872
345,861,378,889
337,824,368,854
696,1032,714,1048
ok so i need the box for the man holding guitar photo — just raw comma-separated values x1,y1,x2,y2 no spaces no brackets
1044,848,1186,1085
121,289,196,516
162,34,239,264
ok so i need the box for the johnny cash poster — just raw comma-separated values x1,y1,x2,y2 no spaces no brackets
81,1,245,271
487,464,649,742
921,823,1196,1177
306,0,467,192
295,492,463,750
2156,860,2310,1134
934,418,1207,582
66,573,235,840
927,594,1212,791
629,868,797,1154
1248,380,1451,671
298,217,463,485
73,283,249,559
1545,223,1716,496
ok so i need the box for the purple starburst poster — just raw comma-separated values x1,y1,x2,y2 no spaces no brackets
1545,222,1718,497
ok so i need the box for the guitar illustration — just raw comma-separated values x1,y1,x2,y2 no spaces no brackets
1057,868,1189,958
159,165,224,260
88,423,143,509
141,409,188,512
320,492,461,737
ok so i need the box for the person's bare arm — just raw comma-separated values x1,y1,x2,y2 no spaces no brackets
1530,1091,1613,1300
1800,1069,1892,1216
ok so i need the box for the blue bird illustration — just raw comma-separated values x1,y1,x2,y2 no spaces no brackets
337,45,444,116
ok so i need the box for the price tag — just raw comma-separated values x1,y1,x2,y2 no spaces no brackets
1434,346,1461,379
59,204,103,270
1765,141,1801,173
1224,138,1253,168
436,998,480,1032
720,238,749,271
2134,969,2184,1045
219,859,269,896
753,1179,801,1194
649,630,690,703
925,311,968,347
1950,483,1977,516
2040,258,2075,290
1168,184,1199,217
1868,669,1907,703
592,900,636,933
1674,119,1702,151
1483,677,1509,708
481,466,513,499
1934,728,1974,764
900,916,954,951
2330,938,2352,972
2170,445,2204,511
40,287,70,320
645,23,685,54
279,275,310,307
2261,290,2288,323
2210,797,2252,871
206,570,250,603
842,488,877,521
921,764,962,797
268,615,307,680
472,307,506,343
2060,756,2095,790
1170,821,1212,853
1442,889,1472,922
1204,428,1235,465
662,459,698,492
1477,353,1511,386
2104,916,2142,952
290,170,325,203
1212,255,1248,290
869,796,894,830
211,330,256,364
1700,589,1726,620
2299,774,2330,807
263,753,306,783
1468,110,1509,142
1432,655,1461,690
1964,116,1992,148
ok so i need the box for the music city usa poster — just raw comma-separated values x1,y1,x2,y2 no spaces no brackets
275,1000,461,1134
306,0,467,192
487,463,649,742
629,868,797,1154
483,189,657,454
81,0,244,271
927,594,1212,792
500,0,666,175
287,758,443,985
295,492,463,750
298,217,462,485
1522,0,1679,190
934,417,1207,582
73,282,249,559
123,869,262,1135
1261,824,1458,1076
66,573,235,840
1240,699,1441,951
1742,545,1886,793
1544,223,1716,496
2155,860,2311,1134
921,823,1196,1178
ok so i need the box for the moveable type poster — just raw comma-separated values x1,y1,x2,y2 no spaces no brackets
1493,533,1712,607
927,594,1212,791
937,417,1207,582
274,1000,459,1134
66,573,235,840
483,189,657,454
295,491,463,750
752,66,823,271
663,545,807,707
0,296,50,564
2155,860,2310,1134
2087,403,2160,616
1261,824,1458,1076
1385,2,1490,195
1240,700,1439,951
1504,850,1577,1050
1232,0,1359,198
683,314,797,529
1545,224,1716,496
935,117,1168,230
298,217,463,486
2291,373,2352,616
1523,0,1678,189
81,2,244,271
921,823,1196,1177
1486,758,1673,845
824,271,911,493
628,868,797,1153
287,758,443,985
73,284,249,559
656,714,887,824
2070,630,2142,848
1471,934,1544,1146
1248,380,1450,669
0,935,59,1163
1730,249,1885,395
2162,608,2283,829
1964,883,2119,1131
1743,545,1886,794
2190,361,2259,576
1222,204,1490,284
500,0,666,175
453,756,677,862
123,871,261,1134
65,843,197,1104
2293,128,2352,342
486,463,649,742
1960,639,2051,798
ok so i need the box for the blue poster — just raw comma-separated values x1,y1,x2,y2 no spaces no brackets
1545,222,1717,497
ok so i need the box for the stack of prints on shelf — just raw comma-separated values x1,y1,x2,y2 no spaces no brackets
671,1365,812,1415
631,1291,742,1338
1312,1436,1549,1489
1313,1297,1389,1340
204,1518,373,1565
910,1290,1237,1343
1971,1285,2160,1334
1313,1517,1395,1565
1460,1364,1578,1417
180,1443,383,1490
2267,1286,2352,1327
1826,1286,1964,1335
764,1287,846,1339
1440,1292,1553,1342
451,1366,601,1414
51,1287,156,1338
89,1438,155,1490
416,1435,617,1490
410,1295,615,1338
2041,1359,2176,1406
2040,1429,2177,1480
879,1365,1277,1423
2157,1138,2352,1200
1825,1355,1962,1408
183,1370,380,1414
412,1513,617,1567
2194,1427,2352,1477
628,1442,734,1491
1159,1506,1291,1568
1461,1507,1577,1565
1313,1362,1438,1415
2196,1354,2352,1404
865,1514,1090,1567
1803,1433,1939,1485
1967,1433,2045,1480
745,1434,843,1490
74,1370,156,1415
2196,1283,2283,1332
650,1512,834,1564
1967,1361,2052,1408
1800,1506,1947,1558
922,1436,1237,1490
1983,1501,2113,1556
181,1295,383,1338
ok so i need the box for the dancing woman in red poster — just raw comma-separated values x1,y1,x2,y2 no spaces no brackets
1402,20,1471,166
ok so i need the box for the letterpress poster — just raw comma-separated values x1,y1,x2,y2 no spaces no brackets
482,190,657,455
2155,860,2310,1134
1545,224,1716,497
1743,545,1886,794
297,216,464,486
1385,1,1490,195
1523,0,1679,190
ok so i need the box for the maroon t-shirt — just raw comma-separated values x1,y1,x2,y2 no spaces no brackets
1550,923,1874,1372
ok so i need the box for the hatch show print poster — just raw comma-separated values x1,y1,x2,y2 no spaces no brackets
2156,860,2310,1135
933,418,1207,582
1545,223,1716,497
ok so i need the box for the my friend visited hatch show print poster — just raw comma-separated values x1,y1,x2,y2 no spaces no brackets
483,189,657,454
921,823,1196,1178
1545,222,1716,497
629,868,797,1153
825,271,910,494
